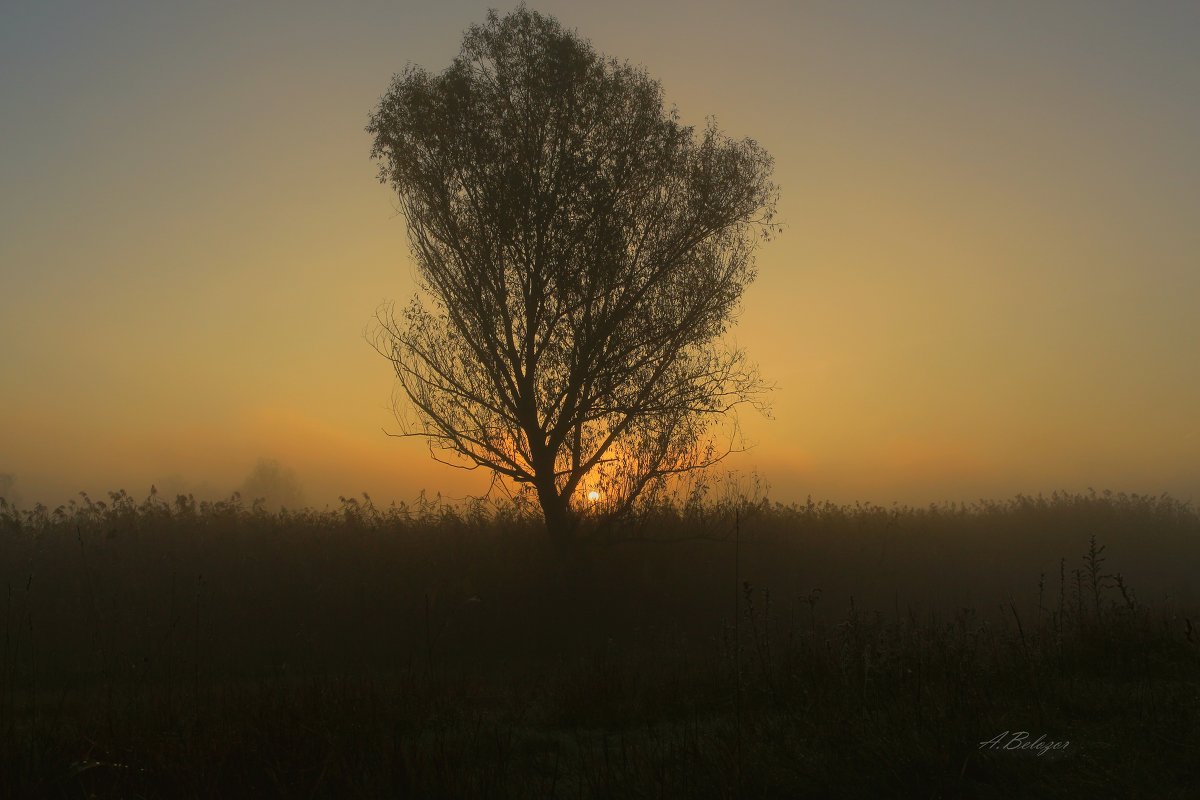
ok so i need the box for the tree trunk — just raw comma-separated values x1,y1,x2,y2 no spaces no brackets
535,481,577,548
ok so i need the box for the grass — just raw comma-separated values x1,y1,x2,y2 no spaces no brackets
0,488,1198,797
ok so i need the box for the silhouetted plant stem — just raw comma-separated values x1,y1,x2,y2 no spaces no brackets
733,506,742,798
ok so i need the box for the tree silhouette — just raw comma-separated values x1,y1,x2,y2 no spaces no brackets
239,458,305,512
368,7,778,543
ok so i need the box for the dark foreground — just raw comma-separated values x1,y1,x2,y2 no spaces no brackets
1,490,1198,798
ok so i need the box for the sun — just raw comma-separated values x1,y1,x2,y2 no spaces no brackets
587,490,601,503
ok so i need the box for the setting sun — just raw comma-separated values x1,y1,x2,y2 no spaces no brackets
587,490,601,503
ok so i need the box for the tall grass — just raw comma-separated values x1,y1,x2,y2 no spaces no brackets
0,488,1197,797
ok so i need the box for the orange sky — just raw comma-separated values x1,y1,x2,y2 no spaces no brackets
2,1,1198,509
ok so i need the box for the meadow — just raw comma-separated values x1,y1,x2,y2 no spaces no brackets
1,487,1198,798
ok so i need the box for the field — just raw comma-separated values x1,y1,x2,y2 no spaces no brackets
1,488,1198,798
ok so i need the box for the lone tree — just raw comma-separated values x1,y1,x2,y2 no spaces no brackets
368,7,778,543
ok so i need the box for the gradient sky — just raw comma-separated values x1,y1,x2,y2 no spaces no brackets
2,0,1198,509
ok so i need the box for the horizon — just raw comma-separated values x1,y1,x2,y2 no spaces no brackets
3,1,1198,510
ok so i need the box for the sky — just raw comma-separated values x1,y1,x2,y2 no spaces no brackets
1,0,1198,509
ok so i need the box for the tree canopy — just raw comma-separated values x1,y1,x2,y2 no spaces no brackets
367,7,779,542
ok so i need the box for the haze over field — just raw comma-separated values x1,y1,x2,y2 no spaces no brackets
2,1,1198,509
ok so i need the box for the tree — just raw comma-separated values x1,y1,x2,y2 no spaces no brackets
239,458,305,512
367,7,778,544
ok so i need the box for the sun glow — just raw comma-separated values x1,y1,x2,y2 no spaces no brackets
587,490,601,503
